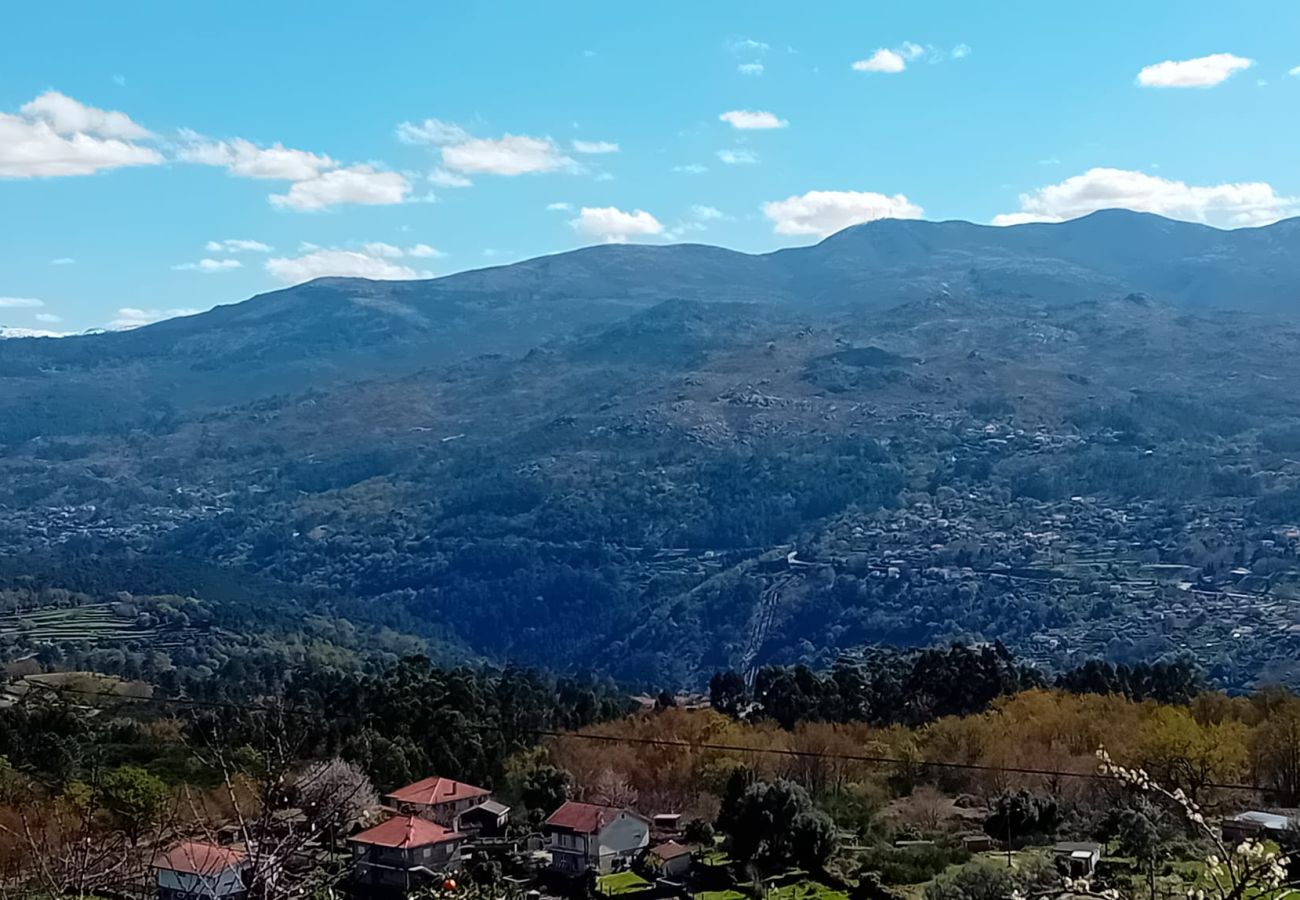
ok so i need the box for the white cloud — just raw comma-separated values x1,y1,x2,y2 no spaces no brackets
407,244,442,258
180,136,336,180
570,206,664,243
1137,53,1253,88
546,201,574,212
205,238,271,253
173,258,242,273
269,165,411,211
573,139,619,154
737,63,765,76
992,167,1299,227
719,109,788,130
716,149,758,165
442,134,573,176
1288,65,1300,77
362,242,405,259
396,119,472,146
852,41,958,73
51,257,76,265
762,189,924,237
692,205,726,221
265,248,432,284
429,167,472,187
0,92,162,178
109,307,201,330
852,48,907,73
21,91,151,140
727,37,770,55
673,163,709,175
0,297,43,308
34,313,63,324
0,327,66,339
400,118,576,176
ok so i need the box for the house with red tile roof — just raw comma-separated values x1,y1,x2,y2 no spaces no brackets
385,776,491,830
349,814,466,892
153,842,246,900
543,801,650,875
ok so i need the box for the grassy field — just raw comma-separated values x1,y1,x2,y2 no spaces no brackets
767,881,849,900
598,872,652,895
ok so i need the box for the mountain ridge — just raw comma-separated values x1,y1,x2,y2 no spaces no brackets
3,208,1300,444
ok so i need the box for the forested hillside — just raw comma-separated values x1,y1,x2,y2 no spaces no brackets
6,214,1300,687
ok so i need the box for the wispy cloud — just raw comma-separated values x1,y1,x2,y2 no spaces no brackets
716,149,758,165
1137,53,1253,88
572,139,619,154
172,258,242,273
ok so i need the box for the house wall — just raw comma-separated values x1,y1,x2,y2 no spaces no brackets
407,796,482,828
352,840,463,889
597,813,650,874
548,830,594,874
158,867,245,899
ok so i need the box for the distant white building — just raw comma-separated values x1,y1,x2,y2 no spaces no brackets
153,842,246,900
1222,811,1293,844
543,801,650,875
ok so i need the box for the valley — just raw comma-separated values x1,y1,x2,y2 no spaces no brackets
5,214,1300,689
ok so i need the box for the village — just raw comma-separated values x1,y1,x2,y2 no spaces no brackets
148,763,1300,900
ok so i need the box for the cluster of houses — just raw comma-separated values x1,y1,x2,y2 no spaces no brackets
152,773,686,899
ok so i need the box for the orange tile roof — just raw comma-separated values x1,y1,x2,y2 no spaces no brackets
153,842,245,876
544,800,628,834
350,815,464,849
385,776,489,807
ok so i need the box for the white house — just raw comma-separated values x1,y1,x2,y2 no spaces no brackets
385,776,491,830
153,842,246,900
544,801,650,875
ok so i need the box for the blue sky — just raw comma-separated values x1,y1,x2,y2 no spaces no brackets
3,0,1299,333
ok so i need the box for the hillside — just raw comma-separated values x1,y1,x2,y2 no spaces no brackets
8,211,1300,688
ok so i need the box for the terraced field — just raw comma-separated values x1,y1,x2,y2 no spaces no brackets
0,603,198,650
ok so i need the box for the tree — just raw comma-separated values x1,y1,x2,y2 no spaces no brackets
1251,699,1300,804
851,869,902,900
722,779,837,872
1136,706,1247,802
295,757,379,846
982,790,1058,847
521,764,572,820
1112,797,1178,900
923,859,1018,900
683,818,715,846
709,671,748,718
95,766,168,847
715,764,756,834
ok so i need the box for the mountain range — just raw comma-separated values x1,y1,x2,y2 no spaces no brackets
6,209,1300,688
4,209,1300,442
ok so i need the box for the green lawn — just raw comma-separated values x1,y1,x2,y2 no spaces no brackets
599,871,651,895
768,880,849,900
696,891,748,900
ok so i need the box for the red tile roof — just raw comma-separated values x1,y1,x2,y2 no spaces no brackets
153,842,245,876
350,815,464,849
651,841,692,861
544,801,632,834
385,776,490,807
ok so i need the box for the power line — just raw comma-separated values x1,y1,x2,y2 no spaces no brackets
15,682,1275,794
